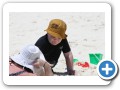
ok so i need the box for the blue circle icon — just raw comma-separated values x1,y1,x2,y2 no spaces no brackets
97,59,118,80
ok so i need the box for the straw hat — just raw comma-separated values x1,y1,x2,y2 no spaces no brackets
10,44,42,71
45,19,67,39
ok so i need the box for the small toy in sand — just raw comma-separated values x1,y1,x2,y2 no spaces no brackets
77,62,89,68
73,58,79,63
89,53,103,65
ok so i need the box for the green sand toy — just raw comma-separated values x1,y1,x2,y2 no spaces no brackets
73,58,79,63
89,53,103,65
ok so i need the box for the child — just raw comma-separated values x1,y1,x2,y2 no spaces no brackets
9,44,53,76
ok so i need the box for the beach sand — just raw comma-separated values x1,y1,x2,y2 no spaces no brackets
9,12,105,76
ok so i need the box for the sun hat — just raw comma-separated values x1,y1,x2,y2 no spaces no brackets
10,44,42,71
45,19,67,39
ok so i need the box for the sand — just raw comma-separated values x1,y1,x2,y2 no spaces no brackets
9,12,105,76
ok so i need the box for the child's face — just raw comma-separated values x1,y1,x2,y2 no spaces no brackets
47,34,62,45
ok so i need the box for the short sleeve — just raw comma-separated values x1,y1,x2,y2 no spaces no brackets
62,39,71,53
39,50,46,61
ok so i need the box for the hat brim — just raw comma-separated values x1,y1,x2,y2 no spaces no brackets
45,29,67,39
11,54,34,71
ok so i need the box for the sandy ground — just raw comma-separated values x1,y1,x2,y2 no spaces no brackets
9,12,105,76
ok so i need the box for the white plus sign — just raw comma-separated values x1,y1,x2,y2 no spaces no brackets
102,63,113,75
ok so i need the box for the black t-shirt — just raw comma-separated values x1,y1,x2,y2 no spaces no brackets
35,34,71,67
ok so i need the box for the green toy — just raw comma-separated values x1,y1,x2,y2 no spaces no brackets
89,53,103,65
73,58,79,63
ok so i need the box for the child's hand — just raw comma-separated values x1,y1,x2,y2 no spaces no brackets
67,69,75,75
33,61,40,68
33,59,47,68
